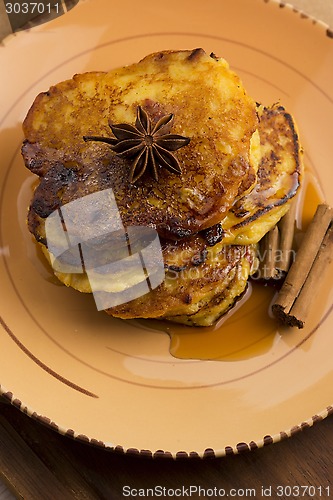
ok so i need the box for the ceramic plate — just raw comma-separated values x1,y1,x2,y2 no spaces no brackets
1,0,333,458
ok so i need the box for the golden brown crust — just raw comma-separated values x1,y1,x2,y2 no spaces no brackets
217,103,302,244
104,245,257,325
150,103,303,269
22,49,258,241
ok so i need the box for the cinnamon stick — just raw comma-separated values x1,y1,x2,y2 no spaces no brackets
277,199,297,273
256,199,297,280
258,225,280,279
272,203,333,328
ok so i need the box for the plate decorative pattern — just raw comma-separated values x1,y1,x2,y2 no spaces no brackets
1,0,333,457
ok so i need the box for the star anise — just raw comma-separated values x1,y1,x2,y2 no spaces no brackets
83,106,190,183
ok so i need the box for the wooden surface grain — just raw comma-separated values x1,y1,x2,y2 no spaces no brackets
0,398,333,499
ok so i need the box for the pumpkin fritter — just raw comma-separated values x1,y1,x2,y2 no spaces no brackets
45,104,301,326
106,245,257,327
22,48,259,242
47,241,257,327
21,49,303,327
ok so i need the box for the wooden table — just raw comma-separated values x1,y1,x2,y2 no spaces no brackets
1,1,333,498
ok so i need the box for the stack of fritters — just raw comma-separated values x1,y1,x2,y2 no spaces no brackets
22,49,302,326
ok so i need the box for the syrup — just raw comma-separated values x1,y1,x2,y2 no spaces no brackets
166,169,325,362
167,282,277,361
